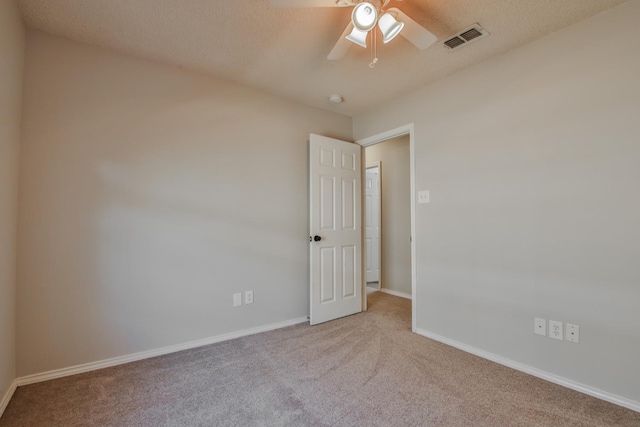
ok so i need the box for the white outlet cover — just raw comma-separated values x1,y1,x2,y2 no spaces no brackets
245,290,254,305
418,190,430,204
534,318,546,336
549,320,563,340
566,323,579,343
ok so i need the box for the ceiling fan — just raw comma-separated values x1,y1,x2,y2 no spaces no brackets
268,0,438,61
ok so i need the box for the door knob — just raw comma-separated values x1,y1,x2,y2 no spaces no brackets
310,235,322,242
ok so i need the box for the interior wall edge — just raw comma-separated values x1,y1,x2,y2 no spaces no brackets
0,379,18,419
0,0,26,417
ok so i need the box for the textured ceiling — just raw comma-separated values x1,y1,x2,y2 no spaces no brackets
18,0,629,116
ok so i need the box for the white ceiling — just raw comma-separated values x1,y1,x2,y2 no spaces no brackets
17,0,629,116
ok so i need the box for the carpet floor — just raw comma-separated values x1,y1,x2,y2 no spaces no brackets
2,292,639,426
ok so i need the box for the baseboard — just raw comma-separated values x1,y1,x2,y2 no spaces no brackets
16,316,308,387
415,328,640,413
0,379,18,418
380,288,412,300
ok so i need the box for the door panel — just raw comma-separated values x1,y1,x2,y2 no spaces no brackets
342,245,356,297
342,178,356,230
320,247,336,303
310,134,362,325
320,176,335,230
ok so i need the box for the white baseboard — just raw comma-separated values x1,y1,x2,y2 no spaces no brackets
0,379,18,418
380,288,412,300
16,317,308,387
415,328,640,413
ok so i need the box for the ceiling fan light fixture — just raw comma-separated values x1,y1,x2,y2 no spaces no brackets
351,2,378,32
346,27,368,48
378,13,404,43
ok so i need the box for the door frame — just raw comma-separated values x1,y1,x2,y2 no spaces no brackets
357,124,417,332
365,162,382,290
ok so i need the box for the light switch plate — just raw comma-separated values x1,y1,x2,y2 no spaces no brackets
233,293,242,307
418,190,430,204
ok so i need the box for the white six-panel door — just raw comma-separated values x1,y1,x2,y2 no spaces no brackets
309,134,362,325
365,165,381,284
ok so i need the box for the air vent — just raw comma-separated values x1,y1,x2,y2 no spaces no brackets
443,24,489,51
444,37,465,50
460,28,483,41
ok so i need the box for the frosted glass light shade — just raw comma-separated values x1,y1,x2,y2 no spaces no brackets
351,2,378,32
378,13,404,43
346,27,368,48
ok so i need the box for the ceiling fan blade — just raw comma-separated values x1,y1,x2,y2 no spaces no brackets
327,22,354,60
269,0,352,7
387,7,438,50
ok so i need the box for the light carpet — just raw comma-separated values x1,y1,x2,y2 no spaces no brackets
2,292,639,426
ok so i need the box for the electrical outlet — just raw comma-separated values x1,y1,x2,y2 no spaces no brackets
233,293,242,307
418,190,430,204
566,323,579,343
549,320,563,340
245,290,254,305
534,318,546,336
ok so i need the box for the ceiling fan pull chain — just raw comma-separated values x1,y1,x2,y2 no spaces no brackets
369,27,379,68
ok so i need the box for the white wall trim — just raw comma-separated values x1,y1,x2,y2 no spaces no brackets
0,379,18,418
415,328,640,413
380,288,412,300
16,317,308,387
357,124,413,147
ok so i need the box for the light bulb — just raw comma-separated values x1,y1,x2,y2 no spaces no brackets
378,13,404,43
351,2,378,32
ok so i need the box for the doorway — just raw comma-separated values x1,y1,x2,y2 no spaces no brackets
364,136,412,299
365,163,381,290
357,124,417,331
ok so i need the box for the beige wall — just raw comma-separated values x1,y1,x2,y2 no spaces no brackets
17,31,352,376
0,0,24,406
365,136,411,296
354,0,640,404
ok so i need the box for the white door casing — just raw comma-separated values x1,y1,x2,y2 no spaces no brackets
309,134,362,325
365,164,381,284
